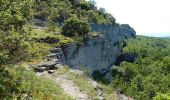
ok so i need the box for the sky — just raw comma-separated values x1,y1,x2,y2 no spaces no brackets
86,0,170,37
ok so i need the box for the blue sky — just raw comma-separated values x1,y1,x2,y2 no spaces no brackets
86,0,170,37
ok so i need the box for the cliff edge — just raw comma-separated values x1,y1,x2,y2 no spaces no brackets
62,23,136,72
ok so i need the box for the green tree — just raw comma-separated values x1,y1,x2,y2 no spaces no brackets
0,0,34,32
61,15,90,37
0,66,19,99
0,29,30,64
160,56,170,72
34,0,72,22
112,36,170,99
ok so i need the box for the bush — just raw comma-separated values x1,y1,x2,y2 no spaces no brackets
46,21,57,32
61,15,90,37
0,66,73,99
0,66,19,99
13,67,73,100
0,28,51,64
0,30,29,64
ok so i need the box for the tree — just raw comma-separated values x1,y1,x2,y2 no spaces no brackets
0,0,34,64
160,56,170,72
0,66,19,99
34,0,72,22
0,29,30,64
0,0,34,32
61,15,90,37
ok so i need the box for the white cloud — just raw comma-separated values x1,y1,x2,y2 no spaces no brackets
86,0,170,36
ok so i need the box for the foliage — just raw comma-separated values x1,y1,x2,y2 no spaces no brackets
34,0,72,22
46,20,57,32
56,66,115,99
0,66,19,99
0,29,29,64
33,0,115,24
0,0,117,98
61,15,90,37
31,28,75,46
153,93,170,100
0,0,34,32
111,36,170,99
0,66,73,99
0,29,51,64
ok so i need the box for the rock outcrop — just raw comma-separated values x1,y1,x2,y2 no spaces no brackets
62,23,136,72
34,47,65,74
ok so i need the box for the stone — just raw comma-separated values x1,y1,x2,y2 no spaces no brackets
38,61,57,70
51,48,61,53
70,69,84,74
54,64,63,68
118,94,129,100
48,70,55,74
48,53,59,58
99,96,104,100
88,79,98,88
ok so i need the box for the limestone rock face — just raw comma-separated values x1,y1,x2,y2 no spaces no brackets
62,23,136,72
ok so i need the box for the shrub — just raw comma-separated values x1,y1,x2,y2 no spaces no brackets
0,28,51,64
46,21,57,32
0,66,73,99
0,30,29,64
61,15,90,37
0,66,19,99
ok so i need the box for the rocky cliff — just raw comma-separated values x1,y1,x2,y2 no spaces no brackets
62,23,136,73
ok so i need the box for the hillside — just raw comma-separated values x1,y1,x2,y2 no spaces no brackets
112,36,170,99
0,0,133,99
1,0,170,100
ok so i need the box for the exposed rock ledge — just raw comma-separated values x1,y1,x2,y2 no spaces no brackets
62,23,136,73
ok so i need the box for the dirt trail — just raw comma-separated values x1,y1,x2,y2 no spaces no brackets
51,73,90,100
36,71,90,100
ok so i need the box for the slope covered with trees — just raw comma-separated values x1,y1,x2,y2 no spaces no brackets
0,0,116,99
111,36,170,100
0,0,116,65
1,0,170,100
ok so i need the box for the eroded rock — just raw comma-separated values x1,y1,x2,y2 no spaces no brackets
62,23,136,73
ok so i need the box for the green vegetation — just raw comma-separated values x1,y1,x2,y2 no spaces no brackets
3,0,170,99
153,93,170,100
0,66,72,99
0,66,17,99
1,0,103,99
56,66,115,100
33,0,115,24
111,36,170,100
31,28,75,46
61,15,90,37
